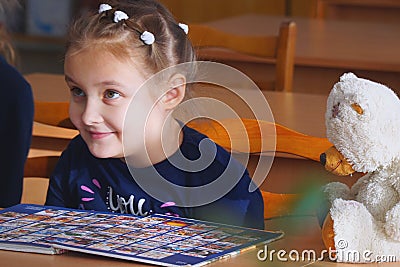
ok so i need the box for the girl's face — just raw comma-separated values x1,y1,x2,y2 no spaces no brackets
65,48,152,159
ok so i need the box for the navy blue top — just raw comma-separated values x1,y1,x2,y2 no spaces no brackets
0,56,34,207
46,125,264,229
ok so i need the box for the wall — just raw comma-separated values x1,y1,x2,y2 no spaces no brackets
159,0,287,23
159,0,320,22
290,0,318,17
12,0,318,75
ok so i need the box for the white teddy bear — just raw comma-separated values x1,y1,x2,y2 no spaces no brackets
321,73,400,263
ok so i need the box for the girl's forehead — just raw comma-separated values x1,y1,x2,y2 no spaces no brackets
67,45,125,62
66,45,151,78
65,51,148,87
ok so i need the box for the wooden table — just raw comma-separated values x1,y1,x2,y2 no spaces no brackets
202,14,400,95
315,0,400,23
29,122,78,158
13,73,377,266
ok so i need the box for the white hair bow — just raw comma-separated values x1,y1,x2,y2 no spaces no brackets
178,23,189,34
140,31,155,45
98,3,112,13
114,10,129,23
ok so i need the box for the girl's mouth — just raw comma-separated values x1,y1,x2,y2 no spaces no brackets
89,131,113,140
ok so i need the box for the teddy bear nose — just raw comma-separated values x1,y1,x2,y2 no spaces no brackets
320,153,327,166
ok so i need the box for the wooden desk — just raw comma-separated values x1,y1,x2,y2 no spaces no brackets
315,0,400,23
29,122,77,158
202,15,400,94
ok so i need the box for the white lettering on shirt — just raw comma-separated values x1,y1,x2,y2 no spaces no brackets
107,186,148,216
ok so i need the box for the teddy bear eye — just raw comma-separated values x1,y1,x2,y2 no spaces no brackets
351,103,363,115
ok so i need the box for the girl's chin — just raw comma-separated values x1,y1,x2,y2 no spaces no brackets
89,148,124,159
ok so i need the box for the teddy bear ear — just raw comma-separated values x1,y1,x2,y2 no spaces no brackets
351,103,364,115
340,72,358,81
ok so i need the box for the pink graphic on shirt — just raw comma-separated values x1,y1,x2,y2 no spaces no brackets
92,179,101,189
81,197,95,202
160,202,176,208
80,179,102,203
160,201,180,217
81,185,94,194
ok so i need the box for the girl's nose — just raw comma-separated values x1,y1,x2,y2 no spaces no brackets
82,100,103,125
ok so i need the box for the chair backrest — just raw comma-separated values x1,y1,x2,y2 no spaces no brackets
22,155,59,205
187,118,332,219
188,21,297,92
23,123,78,204
24,155,60,178
187,118,331,161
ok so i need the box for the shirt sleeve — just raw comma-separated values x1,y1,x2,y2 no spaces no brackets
182,128,265,229
222,170,265,230
45,145,73,207
242,180,265,230
192,170,265,230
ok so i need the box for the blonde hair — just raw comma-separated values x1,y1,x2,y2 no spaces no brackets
0,25,15,65
0,0,20,65
65,0,196,77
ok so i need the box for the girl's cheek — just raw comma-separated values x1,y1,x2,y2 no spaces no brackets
69,105,83,126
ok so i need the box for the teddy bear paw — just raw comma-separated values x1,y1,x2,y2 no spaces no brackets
384,205,400,241
384,223,400,241
323,182,351,204
336,198,363,210
331,199,371,223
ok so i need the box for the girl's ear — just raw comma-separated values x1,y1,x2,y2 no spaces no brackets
162,73,186,110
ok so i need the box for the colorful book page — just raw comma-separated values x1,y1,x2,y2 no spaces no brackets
0,204,283,266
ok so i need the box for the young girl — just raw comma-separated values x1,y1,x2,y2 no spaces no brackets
45,0,264,229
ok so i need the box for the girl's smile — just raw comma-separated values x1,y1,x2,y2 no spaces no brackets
88,130,115,140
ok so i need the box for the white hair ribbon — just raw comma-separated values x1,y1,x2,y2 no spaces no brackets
140,31,155,45
98,3,112,14
114,10,129,23
178,23,189,34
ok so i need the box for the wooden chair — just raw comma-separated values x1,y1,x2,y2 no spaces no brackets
34,101,75,129
188,21,297,92
22,122,78,204
22,155,59,204
22,117,331,221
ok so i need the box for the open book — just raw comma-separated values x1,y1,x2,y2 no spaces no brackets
0,204,283,266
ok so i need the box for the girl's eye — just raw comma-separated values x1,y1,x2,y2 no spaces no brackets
104,90,121,100
71,87,85,97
